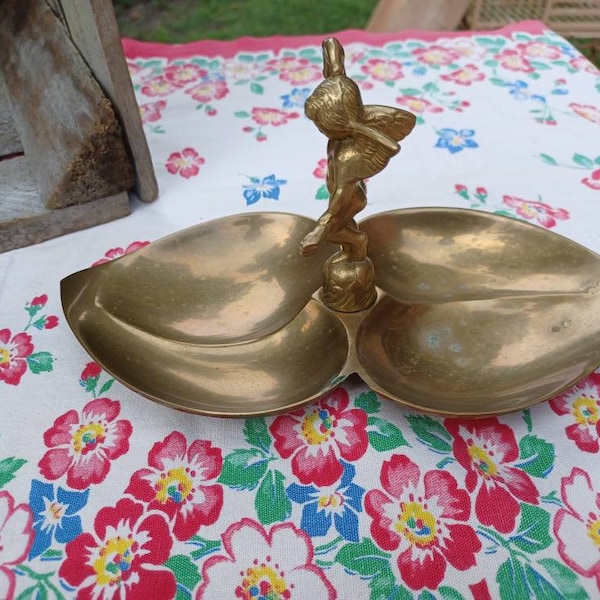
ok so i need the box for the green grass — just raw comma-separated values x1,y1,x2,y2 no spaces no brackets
113,0,599,67
113,0,375,43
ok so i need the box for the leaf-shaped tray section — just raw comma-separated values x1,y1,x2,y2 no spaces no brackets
357,208,600,415
61,213,348,415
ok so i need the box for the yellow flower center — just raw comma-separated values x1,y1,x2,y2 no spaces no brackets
587,518,600,548
48,501,64,523
395,501,437,547
407,99,426,112
572,396,598,425
72,422,106,455
424,51,444,63
318,492,343,509
0,347,10,365
468,443,498,478
300,409,334,445
151,80,170,93
238,564,290,599
155,467,194,504
506,56,524,68
94,535,137,587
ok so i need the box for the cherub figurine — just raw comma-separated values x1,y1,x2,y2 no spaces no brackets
301,38,415,312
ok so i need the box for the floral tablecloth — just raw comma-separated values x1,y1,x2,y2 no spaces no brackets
2,20,600,600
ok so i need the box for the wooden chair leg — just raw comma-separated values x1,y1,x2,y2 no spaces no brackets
367,0,472,32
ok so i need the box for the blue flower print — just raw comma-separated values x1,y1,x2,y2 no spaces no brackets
28,480,89,559
242,174,287,205
505,79,529,101
281,87,311,108
434,128,479,154
287,461,364,542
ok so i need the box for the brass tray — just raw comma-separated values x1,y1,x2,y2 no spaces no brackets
61,207,600,417
61,37,600,417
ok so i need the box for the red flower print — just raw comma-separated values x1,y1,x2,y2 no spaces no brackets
454,183,468,198
495,49,534,73
502,195,569,228
43,315,59,329
396,95,443,115
140,74,179,97
251,107,300,127
583,169,600,190
139,100,167,124
223,59,261,81
0,328,34,386
360,59,404,82
313,158,327,179
126,431,223,541
517,41,562,60
570,103,600,125
60,498,175,599
269,388,368,486
554,468,600,588
163,63,207,86
550,373,600,452
197,518,335,599
449,39,487,60
185,79,229,103
81,361,102,383
264,56,308,72
0,492,33,600
31,294,48,309
38,398,132,489
279,64,321,85
412,45,460,66
445,418,539,533
365,455,481,591
441,64,485,86
570,56,600,75
92,241,150,266
165,147,206,178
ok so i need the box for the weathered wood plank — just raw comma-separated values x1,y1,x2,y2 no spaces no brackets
0,74,22,157
367,0,472,32
0,0,134,209
0,155,130,253
59,0,158,202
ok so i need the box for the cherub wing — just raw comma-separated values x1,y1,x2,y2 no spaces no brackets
363,105,416,142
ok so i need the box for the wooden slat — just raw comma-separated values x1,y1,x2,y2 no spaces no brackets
367,0,472,32
58,0,158,203
0,0,134,209
0,156,130,253
0,74,22,157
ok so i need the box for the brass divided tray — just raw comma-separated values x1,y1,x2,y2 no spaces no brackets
61,39,600,417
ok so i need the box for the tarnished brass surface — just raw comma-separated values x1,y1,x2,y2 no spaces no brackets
62,208,600,417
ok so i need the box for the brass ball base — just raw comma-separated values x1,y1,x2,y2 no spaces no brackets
321,255,377,313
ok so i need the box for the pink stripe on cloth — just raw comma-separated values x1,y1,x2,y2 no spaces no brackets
121,20,548,59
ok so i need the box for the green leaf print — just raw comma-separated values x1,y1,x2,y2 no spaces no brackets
538,558,590,599
355,391,381,413
217,448,269,490
165,555,201,593
336,538,390,577
405,415,452,454
243,418,271,451
367,417,409,451
255,469,291,525
510,504,552,554
26,352,54,374
517,434,555,478
0,457,26,488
